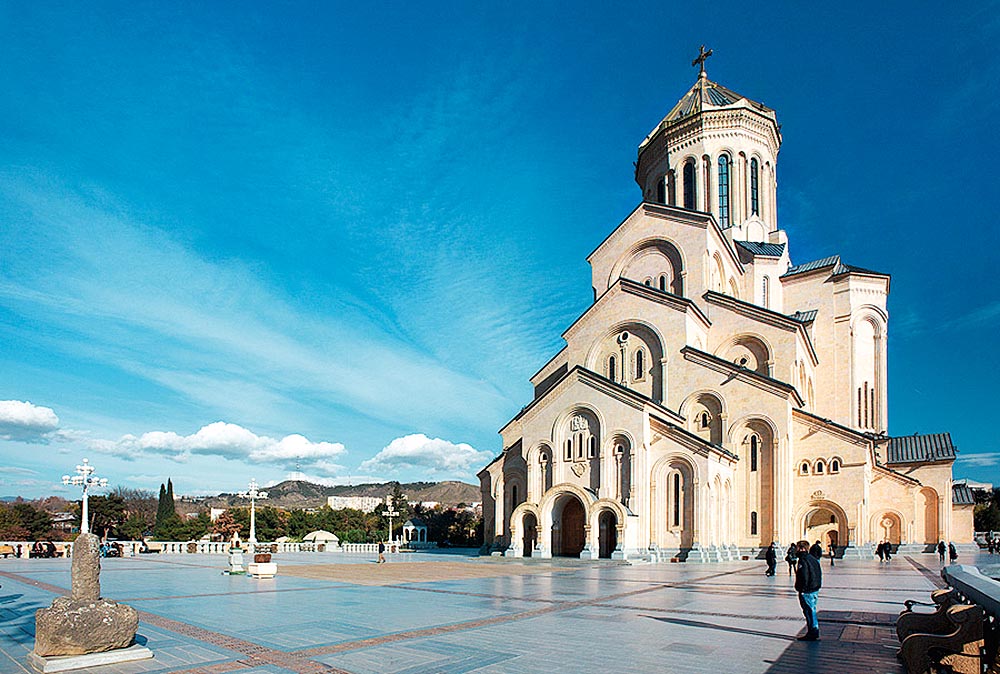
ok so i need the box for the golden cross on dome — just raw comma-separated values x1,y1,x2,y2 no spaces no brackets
692,45,713,76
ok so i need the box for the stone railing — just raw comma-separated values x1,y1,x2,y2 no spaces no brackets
0,539,411,557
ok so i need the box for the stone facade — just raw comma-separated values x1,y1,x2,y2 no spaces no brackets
478,67,973,562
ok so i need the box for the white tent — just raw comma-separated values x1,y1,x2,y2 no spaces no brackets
274,536,291,543
303,530,339,543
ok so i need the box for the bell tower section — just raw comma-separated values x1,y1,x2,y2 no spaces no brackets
635,48,782,242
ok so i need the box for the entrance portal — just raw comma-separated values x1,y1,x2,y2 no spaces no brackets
553,495,586,557
804,508,839,547
522,513,537,558
598,510,617,559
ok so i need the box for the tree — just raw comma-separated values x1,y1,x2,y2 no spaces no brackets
11,503,53,540
87,494,128,538
154,480,178,538
212,509,242,541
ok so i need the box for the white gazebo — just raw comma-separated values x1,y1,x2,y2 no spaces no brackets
303,530,340,544
402,519,429,546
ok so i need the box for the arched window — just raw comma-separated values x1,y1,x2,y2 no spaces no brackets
644,278,652,286
512,485,518,506
658,274,667,292
608,355,617,382
683,160,696,210
672,472,681,527
575,432,584,460
815,460,825,474
800,462,810,475
750,511,758,535
655,178,665,204
718,154,730,227
699,412,711,429
565,439,572,461
750,435,759,472
635,349,645,380
750,158,759,216
830,459,840,474
588,436,597,458
761,276,770,309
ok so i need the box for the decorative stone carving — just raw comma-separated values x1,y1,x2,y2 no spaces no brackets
33,533,139,657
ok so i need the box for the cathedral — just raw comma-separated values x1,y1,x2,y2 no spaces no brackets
478,54,973,562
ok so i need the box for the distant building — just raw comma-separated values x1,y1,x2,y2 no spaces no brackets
50,512,76,533
327,495,383,513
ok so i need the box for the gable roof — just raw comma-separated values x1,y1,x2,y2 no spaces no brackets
736,240,786,258
702,291,819,365
885,433,957,464
681,346,805,407
782,254,889,280
953,483,975,506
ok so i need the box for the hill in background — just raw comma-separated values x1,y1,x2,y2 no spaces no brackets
195,479,480,510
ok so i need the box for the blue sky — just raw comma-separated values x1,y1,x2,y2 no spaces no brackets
1,3,998,498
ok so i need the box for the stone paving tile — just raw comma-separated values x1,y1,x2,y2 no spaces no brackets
0,549,978,674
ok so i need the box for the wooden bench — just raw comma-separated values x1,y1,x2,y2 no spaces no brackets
0,544,15,558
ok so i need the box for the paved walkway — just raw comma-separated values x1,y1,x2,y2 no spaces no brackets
0,548,974,674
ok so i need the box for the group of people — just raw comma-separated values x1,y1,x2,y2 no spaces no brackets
28,541,59,558
761,540,824,641
875,540,893,562
937,541,959,564
984,533,998,554
765,540,835,577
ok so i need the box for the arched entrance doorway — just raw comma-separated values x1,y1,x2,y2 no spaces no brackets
522,513,537,558
800,502,847,548
598,510,617,559
552,495,586,557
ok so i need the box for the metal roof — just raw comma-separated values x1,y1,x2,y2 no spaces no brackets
782,255,841,277
885,433,957,464
953,483,975,506
662,76,774,123
788,309,818,324
736,240,786,257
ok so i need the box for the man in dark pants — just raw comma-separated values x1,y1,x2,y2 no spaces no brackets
764,542,777,576
795,539,822,641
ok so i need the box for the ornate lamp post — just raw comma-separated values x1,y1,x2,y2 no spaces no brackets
384,494,399,546
238,478,268,549
62,458,108,535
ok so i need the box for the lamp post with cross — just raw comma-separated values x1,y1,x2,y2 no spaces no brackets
384,494,400,546
62,458,108,535
238,478,268,550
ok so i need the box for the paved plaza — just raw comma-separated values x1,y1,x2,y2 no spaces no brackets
0,549,972,674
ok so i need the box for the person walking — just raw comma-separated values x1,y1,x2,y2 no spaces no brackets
884,540,892,562
765,542,777,577
809,540,823,559
377,541,386,564
827,541,835,567
795,539,822,641
937,541,946,564
785,543,797,576
948,542,958,564
875,541,885,562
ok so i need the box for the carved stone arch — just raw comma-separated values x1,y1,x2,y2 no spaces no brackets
510,502,542,558
538,482,599,521
711,252,726,293
726,413,779,447
584,319,667,372
869,508,906,545
608,237,687,296
680,390,726,446
650,453,699,549
795,499,850,547
549,404,605,445
589,498,629,529
584,320,666,403
715,332,774,376
850,305,889,334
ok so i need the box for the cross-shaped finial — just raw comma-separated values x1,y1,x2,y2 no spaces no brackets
692,45,713,77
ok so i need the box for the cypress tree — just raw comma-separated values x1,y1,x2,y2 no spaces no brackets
165,479,176,517
155,483,168,532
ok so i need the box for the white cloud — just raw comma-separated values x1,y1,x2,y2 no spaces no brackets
359,433,491,478
0,400,60,442
957,453,1000,468
91,421,346,469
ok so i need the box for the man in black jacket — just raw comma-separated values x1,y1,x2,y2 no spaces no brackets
764,542,777,576
795,539,822,641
